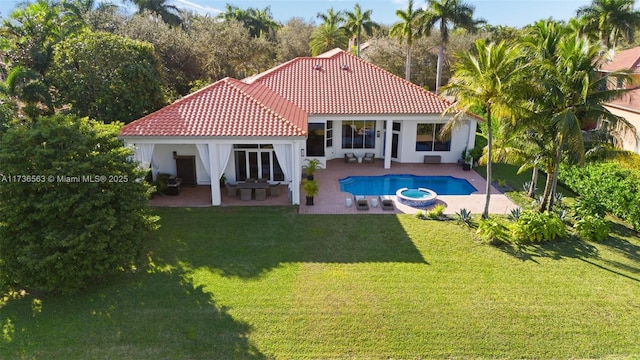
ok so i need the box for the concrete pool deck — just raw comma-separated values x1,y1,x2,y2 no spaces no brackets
299,159,519,215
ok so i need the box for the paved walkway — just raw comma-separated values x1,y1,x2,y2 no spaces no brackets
150,159,518,216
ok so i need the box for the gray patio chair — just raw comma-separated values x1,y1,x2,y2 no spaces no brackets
363,152,375,164
379,196,394,211
240,188,252,201
269,182,281,197
226,183,237,197
344,153,357,163
255,188,267,201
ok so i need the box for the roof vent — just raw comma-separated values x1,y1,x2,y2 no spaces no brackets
341,64,349,71
313,63,322,70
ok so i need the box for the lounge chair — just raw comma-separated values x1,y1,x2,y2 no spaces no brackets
354,195,369,211
344,152,357,164
269,182,280,197
254,188,267,201
240,188,252,201
363,152,375,164
226,183,237,197
379,196,395,211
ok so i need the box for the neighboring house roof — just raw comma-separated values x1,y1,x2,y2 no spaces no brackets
606,87,640,111
601,46,640,73
245,49,452,115
120,77,307,137
121,49,456,138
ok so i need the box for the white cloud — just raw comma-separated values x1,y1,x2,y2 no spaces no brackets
174,0,222,16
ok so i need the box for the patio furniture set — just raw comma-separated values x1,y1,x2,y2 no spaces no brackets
344,152,375,164
225,179,281,201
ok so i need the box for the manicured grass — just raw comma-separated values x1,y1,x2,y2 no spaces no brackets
1,207,640,359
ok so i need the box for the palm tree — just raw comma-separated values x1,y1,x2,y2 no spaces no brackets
536,34,631,211
577,0,640,48
309,22,349,56
317,7,344,28
389,0,424,81
130,0,182,27
442,39,526,218
218,4,279,38
422,0,484,94
344,3,378,57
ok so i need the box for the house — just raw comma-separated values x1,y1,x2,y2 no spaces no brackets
599,46,640,154
119,49,478,206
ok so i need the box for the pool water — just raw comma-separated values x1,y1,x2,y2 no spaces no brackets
402,189,431,199
339,174,476,196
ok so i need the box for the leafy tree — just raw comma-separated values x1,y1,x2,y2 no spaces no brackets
576,0,640,48
0,114,158,294
442,39,527,218
344,3,379,57
421,0,484,94
49,30,166,123
1,0,78,76
119,13,203,96
2,65,54,118
275,18,313,62
389,0,424,81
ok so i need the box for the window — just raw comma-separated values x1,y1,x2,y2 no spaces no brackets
342,120,376,149
307,123,325,156
326,121,333,148
415,123,450,151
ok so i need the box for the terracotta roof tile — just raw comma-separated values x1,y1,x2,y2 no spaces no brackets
120,78,307,137
601,46,640,73
245,49,452,115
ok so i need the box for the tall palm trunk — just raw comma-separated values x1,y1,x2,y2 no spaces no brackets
548,143,563,211
435,41,444,94
405,45,412,81
483,106,492,219
528,166,538,198
539,168,554,212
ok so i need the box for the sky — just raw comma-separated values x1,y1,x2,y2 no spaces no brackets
0,0,595,28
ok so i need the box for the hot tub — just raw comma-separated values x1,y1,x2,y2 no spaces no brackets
395,187,438,208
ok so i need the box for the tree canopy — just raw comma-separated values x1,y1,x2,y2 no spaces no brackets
0,114,158,294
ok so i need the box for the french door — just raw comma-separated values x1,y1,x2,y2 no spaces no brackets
234,148,284,181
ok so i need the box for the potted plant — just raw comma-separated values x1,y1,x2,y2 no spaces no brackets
302,158,322,180
302,179,319,205
461,149,472,171
219,174,226,187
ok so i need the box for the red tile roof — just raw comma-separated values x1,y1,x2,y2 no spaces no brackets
245,49,452,114
121,49,454,137
120,77,307,137
601,46,640,73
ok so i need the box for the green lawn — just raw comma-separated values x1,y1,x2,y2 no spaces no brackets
1,207,640,359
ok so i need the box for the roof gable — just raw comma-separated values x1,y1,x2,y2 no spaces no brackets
120,78,307,137
245,49,453,115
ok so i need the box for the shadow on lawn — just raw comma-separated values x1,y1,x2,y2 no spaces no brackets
0,269,266,359
498,221,640,283
153,207,427,278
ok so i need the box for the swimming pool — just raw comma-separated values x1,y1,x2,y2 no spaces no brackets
339,174,476,196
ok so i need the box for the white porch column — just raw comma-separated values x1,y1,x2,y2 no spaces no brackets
291,141,301,205
208,142,221,206
384,120,393,169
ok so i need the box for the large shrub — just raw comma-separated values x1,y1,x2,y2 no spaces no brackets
559,163,640,229
511,210,567,243
0,115,158,294
574,215,610,242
